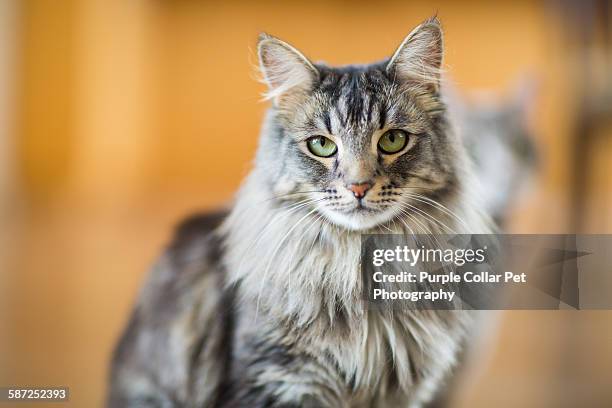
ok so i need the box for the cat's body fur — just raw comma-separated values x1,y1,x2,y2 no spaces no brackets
446,79,538,225
109,18,492,407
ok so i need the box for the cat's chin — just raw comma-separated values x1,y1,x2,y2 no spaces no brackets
319,207,396,232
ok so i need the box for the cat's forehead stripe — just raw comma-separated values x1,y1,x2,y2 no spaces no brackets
315,68,387,137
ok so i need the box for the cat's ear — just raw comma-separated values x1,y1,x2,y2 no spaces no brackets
258,33,319,106
386,17,444,92
510,74,539,119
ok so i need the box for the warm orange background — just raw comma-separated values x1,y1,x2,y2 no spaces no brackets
1,0,611,407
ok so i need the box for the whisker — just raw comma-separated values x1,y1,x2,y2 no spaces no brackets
254,189,328,206
392,208,415,236
397,185,472,204
380,221,394,233
400,191,470,231
396,207,454,276
255,207,320,322
397,208,429,235
398,201,455,234
236,197,325,278
229,189,327,223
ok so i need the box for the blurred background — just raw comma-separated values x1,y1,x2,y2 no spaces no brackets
0,0,611,407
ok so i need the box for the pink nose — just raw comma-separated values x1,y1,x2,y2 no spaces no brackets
347,183,371,199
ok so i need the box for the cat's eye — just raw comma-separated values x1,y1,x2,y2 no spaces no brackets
378,129,408,154
306,136,337,157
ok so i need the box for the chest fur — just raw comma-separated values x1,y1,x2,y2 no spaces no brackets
223,193,473,404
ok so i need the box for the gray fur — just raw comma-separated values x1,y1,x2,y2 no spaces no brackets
447,79,538,225
109,17,492,408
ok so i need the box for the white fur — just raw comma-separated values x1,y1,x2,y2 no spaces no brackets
220,162,490,406
387,18,444,89
258,36,318,103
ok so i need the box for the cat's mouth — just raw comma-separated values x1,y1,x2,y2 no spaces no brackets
318,199,397,231
350,202,377,213
334,199,377,214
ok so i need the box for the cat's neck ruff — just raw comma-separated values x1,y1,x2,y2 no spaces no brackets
222,171,363,323
220,170,484,398
220,169,483,324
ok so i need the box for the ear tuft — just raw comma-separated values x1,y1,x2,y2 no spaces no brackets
386,17,444,91
257,34,318,105
423,15,441,27
258,32,273,43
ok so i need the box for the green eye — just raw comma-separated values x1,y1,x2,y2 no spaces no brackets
378,129,408,154
306,136,337,157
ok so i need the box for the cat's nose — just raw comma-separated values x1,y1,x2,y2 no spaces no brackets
347,182,372,199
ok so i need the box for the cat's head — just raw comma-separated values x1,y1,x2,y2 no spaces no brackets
453,78,539,223
256,17,462,231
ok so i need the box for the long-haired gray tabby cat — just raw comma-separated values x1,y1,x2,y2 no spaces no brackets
109,17,492,407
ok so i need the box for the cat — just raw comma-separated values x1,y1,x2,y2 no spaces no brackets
108,17,492,408
446,79,538,226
